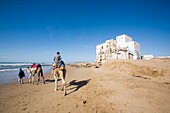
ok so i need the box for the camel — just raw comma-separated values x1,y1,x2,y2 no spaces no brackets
52,62,67,96
26,64,45,85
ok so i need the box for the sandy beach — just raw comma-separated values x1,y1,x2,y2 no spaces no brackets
0,59,170,113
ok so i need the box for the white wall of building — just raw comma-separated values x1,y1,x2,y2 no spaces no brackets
96,39,117,62
96,34,141,62
127,41,140,59
157,56,170,58
143,55,154,60
117,51,128,59
96,43,106,62
116,34,132,48
96,41,109,62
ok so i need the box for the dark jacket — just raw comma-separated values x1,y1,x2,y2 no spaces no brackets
18,70,25,78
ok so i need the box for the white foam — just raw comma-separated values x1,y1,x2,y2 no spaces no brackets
0,68,27,72
0,63,32,66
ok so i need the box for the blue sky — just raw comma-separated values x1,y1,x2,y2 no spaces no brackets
0,0,170,62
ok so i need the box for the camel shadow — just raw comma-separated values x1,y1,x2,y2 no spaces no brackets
45,79,55,83
67,79,90,95
45,79,62,84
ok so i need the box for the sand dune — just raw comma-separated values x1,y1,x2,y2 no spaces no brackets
0,59,170,113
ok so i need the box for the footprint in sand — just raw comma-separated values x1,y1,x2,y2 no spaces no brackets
23,103,28,106
21,107,27,111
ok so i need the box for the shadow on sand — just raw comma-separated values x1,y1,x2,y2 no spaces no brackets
66,79,90,95
45,79,55,83
45,79,62,84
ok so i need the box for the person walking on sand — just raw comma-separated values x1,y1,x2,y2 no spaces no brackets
18,68,25,84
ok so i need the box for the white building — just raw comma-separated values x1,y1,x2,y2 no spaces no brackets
96,34,141,63
127,41,140,59
143,55,154,60
96,39,117,63
116,34,132,48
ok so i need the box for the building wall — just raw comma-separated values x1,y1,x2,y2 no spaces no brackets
96,43,106,62
116,34,132,48
96,34,141,62
96,39,116,63
117,51,128,59
127,41,140,59
143,55,154,60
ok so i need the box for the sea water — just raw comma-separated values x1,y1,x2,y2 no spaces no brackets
0,62,52,84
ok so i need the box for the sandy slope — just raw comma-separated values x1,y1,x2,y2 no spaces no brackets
0,59,170,113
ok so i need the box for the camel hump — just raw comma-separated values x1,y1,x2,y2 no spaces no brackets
31,63,41,68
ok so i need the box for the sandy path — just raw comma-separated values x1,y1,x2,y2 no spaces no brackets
0,59,170,113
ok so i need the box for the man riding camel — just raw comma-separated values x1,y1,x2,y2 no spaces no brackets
53,52,65,68
54,52,62,64
52,52,66,96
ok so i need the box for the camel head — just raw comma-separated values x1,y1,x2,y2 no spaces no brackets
26,67,32,74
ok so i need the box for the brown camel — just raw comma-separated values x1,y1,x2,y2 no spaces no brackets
52,63,67,96
26,64,45,85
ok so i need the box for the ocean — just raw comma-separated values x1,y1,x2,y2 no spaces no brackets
0,62,52,84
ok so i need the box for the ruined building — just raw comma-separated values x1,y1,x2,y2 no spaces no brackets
96,34,140,63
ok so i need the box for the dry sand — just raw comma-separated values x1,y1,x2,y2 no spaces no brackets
0,59,170,113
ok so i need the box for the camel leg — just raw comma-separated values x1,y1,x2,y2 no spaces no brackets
54,75,58,91
32,74,34,84
62,78,66,96
63,69,67,96
38,75,40,81
42,76,45,84
59,70,64,91
57,76,59,91
40,69,45,84
59,70,66,96
28,74,32,84
36,74,40,85
36,68,41,85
